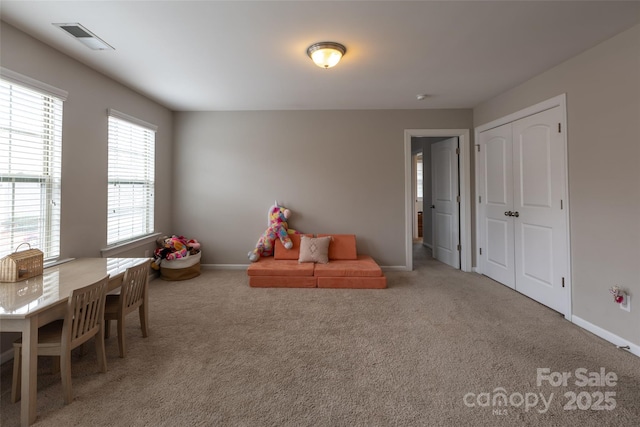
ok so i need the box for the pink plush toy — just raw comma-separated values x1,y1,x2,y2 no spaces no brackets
186,239,201,253
151,235,200,270
165,236,188,260
248,202,299,262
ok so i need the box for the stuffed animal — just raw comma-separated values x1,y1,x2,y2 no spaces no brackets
186,239,201,254
151,235,201,269
248,202,299,262
165,236,188,260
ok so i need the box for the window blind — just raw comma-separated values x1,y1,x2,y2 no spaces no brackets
416,158,423,199
107,112,155,245
0,79,63,261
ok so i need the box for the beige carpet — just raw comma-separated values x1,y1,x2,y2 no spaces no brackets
2,245,639,426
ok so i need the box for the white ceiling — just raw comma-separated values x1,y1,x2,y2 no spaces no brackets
1,1,639,111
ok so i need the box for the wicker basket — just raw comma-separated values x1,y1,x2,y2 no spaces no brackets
0,243,44,283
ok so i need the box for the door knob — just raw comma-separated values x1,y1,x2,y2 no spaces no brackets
504,211,512,216
430,205,436,209
513,211,520,217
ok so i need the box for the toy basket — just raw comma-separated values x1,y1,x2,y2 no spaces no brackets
0,243,44,283
160,252,201,281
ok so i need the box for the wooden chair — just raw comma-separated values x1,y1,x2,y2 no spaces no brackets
11,276,109,404
104,262,149,358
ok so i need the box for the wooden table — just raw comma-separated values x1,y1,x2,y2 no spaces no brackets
0,257,151,426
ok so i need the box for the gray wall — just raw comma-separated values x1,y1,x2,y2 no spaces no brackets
474,24,640,347
0,23,173,353
173,110,473,267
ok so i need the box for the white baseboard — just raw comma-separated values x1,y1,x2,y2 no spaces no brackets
572,315,640,358
201,264,249,270
381,266,410,272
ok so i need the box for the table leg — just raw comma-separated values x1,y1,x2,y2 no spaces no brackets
20,319,38,426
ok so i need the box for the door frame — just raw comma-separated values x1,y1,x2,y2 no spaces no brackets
404,129,472,272
474,93,572,320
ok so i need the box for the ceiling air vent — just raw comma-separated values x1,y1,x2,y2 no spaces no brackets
53,23,114,50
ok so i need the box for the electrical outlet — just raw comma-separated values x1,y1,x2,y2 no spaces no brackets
620,294,631,312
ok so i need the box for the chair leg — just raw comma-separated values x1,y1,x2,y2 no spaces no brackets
139,303,149,338
11,346,21,403
61,351,73,404
117,317,126,358
95,328,108,373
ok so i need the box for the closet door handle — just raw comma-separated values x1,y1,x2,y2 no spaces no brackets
505,211,512,217
430,205,436,209
513,211,520,218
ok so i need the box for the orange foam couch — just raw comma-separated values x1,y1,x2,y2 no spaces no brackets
246,234,386,289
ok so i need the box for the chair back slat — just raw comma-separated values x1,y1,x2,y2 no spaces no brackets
64,276,108,348
121,263,148,312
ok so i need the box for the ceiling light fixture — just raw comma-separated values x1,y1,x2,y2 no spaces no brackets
307,42,346,69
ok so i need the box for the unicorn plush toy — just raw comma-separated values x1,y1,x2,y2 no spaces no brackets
248,202,299,262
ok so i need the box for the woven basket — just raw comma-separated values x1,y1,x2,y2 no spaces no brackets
160,252,201,281
0,243,44,283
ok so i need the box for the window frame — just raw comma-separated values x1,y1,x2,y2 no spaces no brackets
106,109,157,248
0,68,66,262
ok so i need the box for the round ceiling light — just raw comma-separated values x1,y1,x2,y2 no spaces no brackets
307,42,346,69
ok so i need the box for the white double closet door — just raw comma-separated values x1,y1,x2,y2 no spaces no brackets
478,106,569,315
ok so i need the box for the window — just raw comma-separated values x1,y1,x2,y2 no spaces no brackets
0,75,65,261
107,109,156,246
415,153,423,201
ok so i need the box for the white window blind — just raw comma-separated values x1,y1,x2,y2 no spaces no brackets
416,157,423,200
107,110,155,246
0,78,63,261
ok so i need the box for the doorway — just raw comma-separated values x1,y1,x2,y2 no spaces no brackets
412,136,460,269
404,129,472,272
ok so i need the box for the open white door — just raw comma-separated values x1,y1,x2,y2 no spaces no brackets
431,137,459,269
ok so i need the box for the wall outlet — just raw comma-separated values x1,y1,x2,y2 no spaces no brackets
620,294,631,312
